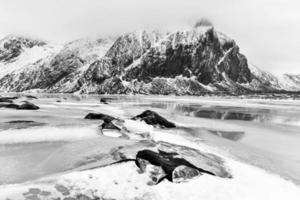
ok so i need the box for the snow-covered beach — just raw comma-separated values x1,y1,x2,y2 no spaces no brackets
0,94,300,200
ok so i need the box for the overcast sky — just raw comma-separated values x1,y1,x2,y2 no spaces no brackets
0,0,299,75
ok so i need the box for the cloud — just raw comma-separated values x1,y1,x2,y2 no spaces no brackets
0,0,299,74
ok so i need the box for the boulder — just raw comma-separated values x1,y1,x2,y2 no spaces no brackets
136,158,167,185
17,102,40,110
134,142,232,184
0,96,18,103
84,113,126,134
132,110,176,128
172,165,202,183
157,142,232,178
100,98,109,104
135,149,214,183
100,97,113,104
84,113,115,122
25,95,38,99
99,120,121,131
0,103,19,109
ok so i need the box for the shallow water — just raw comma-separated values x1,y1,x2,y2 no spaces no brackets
0,93,300,186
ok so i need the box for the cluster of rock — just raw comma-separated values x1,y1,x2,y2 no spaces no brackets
84,109,231,184
0,96,39,110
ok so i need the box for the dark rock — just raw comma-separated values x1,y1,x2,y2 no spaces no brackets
84,113,115,122
17,102,40,110
0,103,19,109
0,96,18,103
100,97,114,104
136,158,167,185
75,194,95,200
0,98,12,103
100,120,121,131
100,98,109,104
132,110,176,128
135,149,215,183
84,113,123,132
25,95,38,99
6,120,36,124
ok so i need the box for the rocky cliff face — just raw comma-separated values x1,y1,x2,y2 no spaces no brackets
0,25,299,95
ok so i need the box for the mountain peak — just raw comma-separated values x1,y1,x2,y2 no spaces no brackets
194,18,214,28
0,26,299,94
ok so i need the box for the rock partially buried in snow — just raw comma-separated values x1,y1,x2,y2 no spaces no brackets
84,113,127,136
17,101,40,110
0,96,18,103
136,158,167,185
0,98,13,103
99,120,122,131
25,95,38,99
84,113,115,122
157,142,232,178
132,110,176,128
0,103,19,109
100,98,109,104
0,138,234,199
172,165,202,183
100,97,113,104
135,149,216,183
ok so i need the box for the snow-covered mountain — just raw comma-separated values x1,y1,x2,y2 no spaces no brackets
0,25,299,95
248,65,300,92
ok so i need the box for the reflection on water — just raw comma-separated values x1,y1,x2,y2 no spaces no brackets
193,110,256,121
207,130,245,141
0,120,46,131
134,101,300,126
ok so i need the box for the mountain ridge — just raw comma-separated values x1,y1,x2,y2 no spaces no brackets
0,26,299,95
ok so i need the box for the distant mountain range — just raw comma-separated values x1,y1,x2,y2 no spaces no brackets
0,24,299,95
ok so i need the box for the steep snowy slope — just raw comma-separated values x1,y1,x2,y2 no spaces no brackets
278,74,300,91
0,36,114,92
247,65,300,92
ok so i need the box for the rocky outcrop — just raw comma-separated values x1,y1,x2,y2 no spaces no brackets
84,112,125,133
132,110,176,128
84,113,115,121
0,96,18,103
17,102,40,110
0,100,39,110
135,149,214,184
0,103,19,109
